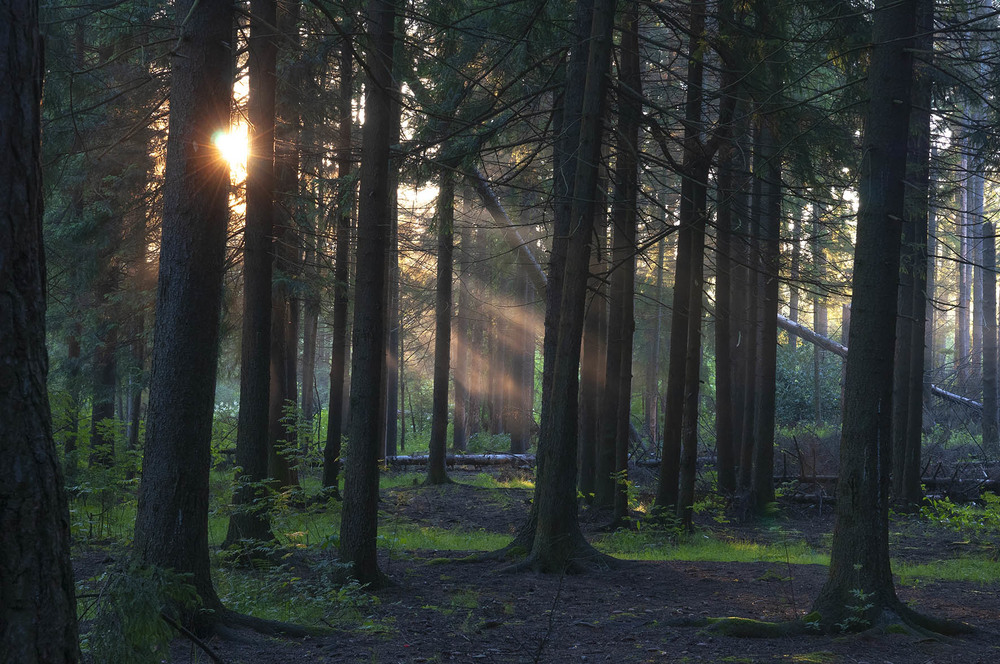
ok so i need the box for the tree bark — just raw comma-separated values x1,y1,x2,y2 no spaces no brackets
268,0,302,490
225,0,278,550
811,0,922,630
133,0,233,615
715,150,738,495
893,0,933,506
427,169,454,485
811,203,828,426
339,0,397,587
645,236,664,452
578,224,606,500
608,4,640,522
518,0,618,572
453,221,472,452
322,20,354,493
663,0,709,523
1,0,81,657
750,117,781,515
956,149,971,392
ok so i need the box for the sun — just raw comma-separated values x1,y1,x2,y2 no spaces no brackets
212,124,249,183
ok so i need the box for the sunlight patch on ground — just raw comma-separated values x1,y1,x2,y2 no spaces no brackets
895,556,1000,585
594,531,830,566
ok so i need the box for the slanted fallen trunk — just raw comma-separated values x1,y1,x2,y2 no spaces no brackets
468,169,547,295
472,178,980,417
777,314,979,411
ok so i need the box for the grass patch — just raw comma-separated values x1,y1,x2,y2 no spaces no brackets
379,523,509,553
895,556,1000,585
465,472,534,490
380,472,426,489
594,531,829,565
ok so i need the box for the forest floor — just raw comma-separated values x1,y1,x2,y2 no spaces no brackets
74,468,1000,663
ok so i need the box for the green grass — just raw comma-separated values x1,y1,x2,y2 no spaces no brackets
379,523,509,553
594,531,830,566
465,472,534,490
895,556,1000,585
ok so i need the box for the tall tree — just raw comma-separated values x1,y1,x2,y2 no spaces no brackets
224,0,279,551
322,16,354,495
268,0,302,490
133,0,233,618
452,219,473,453
608,1,641,522
515,0,618,571
426,169,455,485
339,0,398,586
749,116,781,515
892,0,933,505
809,0,964,633
0,0,80,658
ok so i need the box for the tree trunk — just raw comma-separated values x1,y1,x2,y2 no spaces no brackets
0,0,80,656
811,0,922,631
510,269,535,454
788,213,801,348
956,149,970,393
88,317,117,467
893,0,932,506
578,225,606,500
134,0,233,615
983,221,998,452
339,0,397,587
453,222,472,452
225,0,278,550
385,199,401,457
322,21,354,493
749,119,780,515
608,6,640,523
811,203,828,426
662,0,708,521
509,196,537,454
518,0,618,572
63,327,83,477
427,170,454,485
645,236,665,452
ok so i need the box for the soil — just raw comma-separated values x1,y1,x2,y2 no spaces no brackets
74,470,1000,663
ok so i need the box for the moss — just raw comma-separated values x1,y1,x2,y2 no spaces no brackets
787,652,836,663
704,617,808,638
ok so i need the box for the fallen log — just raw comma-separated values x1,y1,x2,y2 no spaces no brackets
385,453,535,467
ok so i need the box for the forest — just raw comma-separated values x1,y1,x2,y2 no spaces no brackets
4,0,1000,661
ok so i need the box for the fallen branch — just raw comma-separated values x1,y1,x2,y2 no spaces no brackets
161,612,226,664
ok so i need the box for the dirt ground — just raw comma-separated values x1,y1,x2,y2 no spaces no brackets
76,471,1000,663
